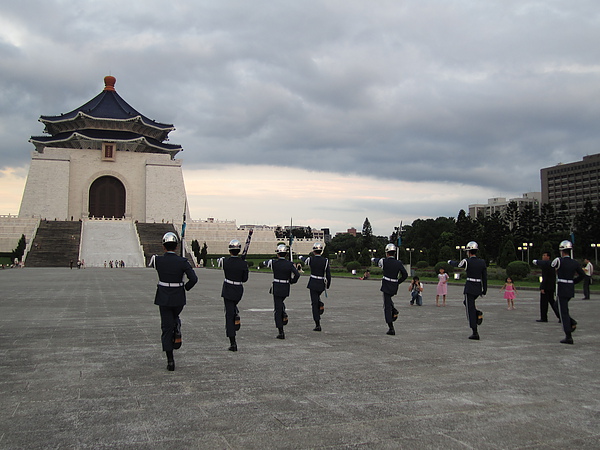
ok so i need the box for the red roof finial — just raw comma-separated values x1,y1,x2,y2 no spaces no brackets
104,75,116,91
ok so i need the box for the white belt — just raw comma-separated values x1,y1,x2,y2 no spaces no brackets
467,278,482,282
225,279,243,286
383,276,398,282
158,281,184,287
310,275,325,280
557,278,574,284
273,279,289,284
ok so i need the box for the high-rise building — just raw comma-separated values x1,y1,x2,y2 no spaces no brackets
541,153,600,216
468,192,541,218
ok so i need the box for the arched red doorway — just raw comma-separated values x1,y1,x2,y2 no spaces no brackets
89,176,126,218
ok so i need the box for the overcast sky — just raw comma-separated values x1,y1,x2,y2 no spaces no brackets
1,1,599,236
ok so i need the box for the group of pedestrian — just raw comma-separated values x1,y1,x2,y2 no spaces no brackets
150,233,589,371
104,260,125,268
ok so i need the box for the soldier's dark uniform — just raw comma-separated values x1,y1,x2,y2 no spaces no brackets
153,242,197,369
532,257,560,322
552,251,585,344
221,254,249,347
450,246,487,339
305,254,331,330
270,255,300,338
378,255,408,334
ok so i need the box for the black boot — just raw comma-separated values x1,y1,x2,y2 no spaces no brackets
228,336,238,352
386,323,395,335
468,328,480,340
560,333,574,344
166,351,175,371
277,328,285,339
313,320,321,332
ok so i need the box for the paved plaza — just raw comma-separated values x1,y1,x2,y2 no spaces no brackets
0,267,599,449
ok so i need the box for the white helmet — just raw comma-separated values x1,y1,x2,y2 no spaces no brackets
276,244,288,254
559,240,573,251
229,239,242,250
162,232,179,245
466,241,478,250
385,243,396,253
313,242,324,251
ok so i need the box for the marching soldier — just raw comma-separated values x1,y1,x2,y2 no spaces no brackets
532,252,560,323
268,244,300,339
304,242,331,331
449,241,487,340
220,239,249,352
378,243,408,335
552,240,585,344
152,232,198,371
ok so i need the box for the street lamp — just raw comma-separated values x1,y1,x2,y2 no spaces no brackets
522,242,533,263
406,248,414,266
518,246,524,261
591,244,600,265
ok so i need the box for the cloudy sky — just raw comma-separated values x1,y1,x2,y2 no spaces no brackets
1,1,599,235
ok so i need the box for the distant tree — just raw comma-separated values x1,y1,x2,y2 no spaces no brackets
438,245,454,262
361,217,374,250
358,247,372,266
539,203,556,235
498,240,517,269
455,210,476,245
540,241,554,258
517,204,540,241
504,201,519,233
506,261,530,281
555,202,571,234
12,234,26,263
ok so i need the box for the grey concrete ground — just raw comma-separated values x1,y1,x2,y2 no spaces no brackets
0,267,598,449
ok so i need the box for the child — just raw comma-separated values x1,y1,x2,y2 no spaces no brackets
436,268,449,307
500,277,517,310
409,276,424,306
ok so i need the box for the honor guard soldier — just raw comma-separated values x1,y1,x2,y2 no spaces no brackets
552,240,585,344
153,232,198,371
221,239,249,352
268,244,300,339
449,241,487,340
532,252,560,323
378,243,408,335
304,242,332,331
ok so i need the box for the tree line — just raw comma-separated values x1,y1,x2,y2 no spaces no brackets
328,201,600,268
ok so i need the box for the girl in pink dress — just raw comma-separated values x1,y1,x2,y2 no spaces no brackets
500,277,517,310
436,268,449,307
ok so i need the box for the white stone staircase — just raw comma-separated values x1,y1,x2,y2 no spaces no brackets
79,219,145,267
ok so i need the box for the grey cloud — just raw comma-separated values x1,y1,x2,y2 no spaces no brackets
1,0,600,200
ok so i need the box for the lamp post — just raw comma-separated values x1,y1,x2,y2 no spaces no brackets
591,244,600,265
518,246,524,261
455,245,461,259
406,248,414,266
522,242,533,263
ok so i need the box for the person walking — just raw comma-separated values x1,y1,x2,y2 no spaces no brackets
582,257,593,300
304,242,331,332
500,277,517,310
532,252,560,322
436,267,449,307
552,240,585,344
378,243,408,336
268,244,300,339
220,239,249,352
449,241,487,340
152,232,197,371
